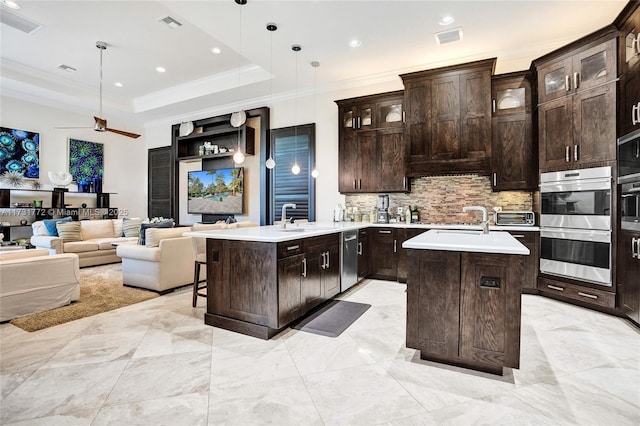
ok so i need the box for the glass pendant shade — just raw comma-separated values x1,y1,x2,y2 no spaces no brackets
265,157,276,169
311,168,319,178
291,163,301,175
233,150,245,164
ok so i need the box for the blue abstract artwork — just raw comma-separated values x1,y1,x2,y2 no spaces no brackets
0,126,40,178
68,138,104,183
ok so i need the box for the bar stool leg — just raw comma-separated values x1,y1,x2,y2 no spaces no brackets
192,261,201,307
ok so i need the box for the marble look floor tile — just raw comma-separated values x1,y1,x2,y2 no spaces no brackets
347,324,407,364
209,341,299,388
562,360,640,408
429,392,558,425
0,360,128,424
208,377,322,425
0,337,69,374
302,364,427,425
512,375,640,425
345,302,406,333
77,306,159,337
0,371,31,400
93,391,208,426
2,409,97,426
376,412,439,426
105,351,211,406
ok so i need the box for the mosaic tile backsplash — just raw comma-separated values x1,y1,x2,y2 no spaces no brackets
345,175,534,224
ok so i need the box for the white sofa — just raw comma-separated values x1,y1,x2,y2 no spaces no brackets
30,219,137,267
0,249,80,321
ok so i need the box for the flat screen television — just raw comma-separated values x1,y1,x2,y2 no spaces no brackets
187,167,244,215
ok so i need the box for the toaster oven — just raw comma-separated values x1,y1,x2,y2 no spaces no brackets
494,211,535,226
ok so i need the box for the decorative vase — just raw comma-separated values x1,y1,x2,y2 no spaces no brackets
92,177,102,193
78,180,90,193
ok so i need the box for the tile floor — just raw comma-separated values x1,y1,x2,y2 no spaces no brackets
1,277,639,425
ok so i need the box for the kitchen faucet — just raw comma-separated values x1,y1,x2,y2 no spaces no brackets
281,203,296,229
462,205,489,234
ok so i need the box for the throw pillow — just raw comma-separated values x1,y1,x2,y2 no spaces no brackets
43,216,72,237
122,217,142,238
56,221,82,242
138,219,174,245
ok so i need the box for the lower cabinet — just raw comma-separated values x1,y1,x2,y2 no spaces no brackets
369,228,398,279
537,276,616,309
357,228,371,280
397,229,426,282
305,234,340,301
406,249,523,374
617,230,640,324
278,253,305,327
507,231,538,292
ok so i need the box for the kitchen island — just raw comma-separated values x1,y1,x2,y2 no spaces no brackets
403,229,529,375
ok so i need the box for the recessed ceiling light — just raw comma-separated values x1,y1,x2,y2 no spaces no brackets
156,66,166,73
348,39,361,48
57,64,77,73
439,15,455,26
3,1,20,10
211,47,221,54
114,82,123,87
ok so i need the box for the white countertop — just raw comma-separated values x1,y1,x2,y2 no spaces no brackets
402,229,530,255
183,222,538,243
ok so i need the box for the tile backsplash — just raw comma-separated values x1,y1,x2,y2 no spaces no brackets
345,175,534,224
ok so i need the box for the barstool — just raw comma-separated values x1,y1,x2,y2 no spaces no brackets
191,236,207,307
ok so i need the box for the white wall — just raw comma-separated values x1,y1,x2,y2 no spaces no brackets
0,96,147,219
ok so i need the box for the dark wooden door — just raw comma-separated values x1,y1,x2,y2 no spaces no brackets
397,229,425,283
404,81,432,163
508,232,538,291
357,229,370,279
356,130,377,192
571,39,616,93
377,128,406,192
573,83,616,164
619,8,640,76
406,250,461,358
369,228,397,279
538,96,573,170
537,57,573,104
492,114,534,190
618,230,640,324
302,240,324,311
431,74,461,160
460,253,523,369
148,146,174,219
460,70,491,160
278,254,304,328
619,64,640,136
323,238,341,299
338,132,358,193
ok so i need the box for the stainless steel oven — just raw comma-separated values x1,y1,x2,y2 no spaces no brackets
618,128,640,184
539,166,612,286
621,181,640,232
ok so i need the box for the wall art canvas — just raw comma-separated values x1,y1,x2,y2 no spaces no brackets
68,138,103,183
0,126,40,178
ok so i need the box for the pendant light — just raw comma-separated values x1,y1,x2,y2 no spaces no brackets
291,44,301,175
310,60,320,179
232,0,246,164
265,22,277,170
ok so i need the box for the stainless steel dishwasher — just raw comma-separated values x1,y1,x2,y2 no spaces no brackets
341,230,358,292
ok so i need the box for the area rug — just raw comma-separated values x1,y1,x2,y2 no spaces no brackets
10,264,159,332
293,300,371,337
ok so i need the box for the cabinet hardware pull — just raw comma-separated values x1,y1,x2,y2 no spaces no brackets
574,144,579,162
403,177,407,189
578,292,598,300
565,75,571,92
633,35,640,56
636,140,640,159
393,239,397,253
359,179,362,190
573,72,579,89
493,172,497,187
358,242,362,255
353,179,357,190
302,258,307,277
492,99,496,113
379,230,392,234
633,238,639,259
402,110,406,123
287,245,300,251
565,145,571,162
512,234,525,238
357,117,361,129
321,252,327,269
547,284,564,291
633,104,640,126
326,250,330,269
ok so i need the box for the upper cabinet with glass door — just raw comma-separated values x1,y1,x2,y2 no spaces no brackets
537,36,617,104
619,4,640,75
338,90,404,133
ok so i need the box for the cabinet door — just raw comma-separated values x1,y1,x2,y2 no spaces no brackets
492,77,529,116
369,228,397,279
572,39,616,92
377,128,406,192
356,130,378,192
405,81,432,162
357,229,370,279
573,83,616,164
460,253,522,369
460,70,491,160
537,57,573,104
338,132,359,193
509,232,538,291
619,64,640,136
492,113,534,190
619,9,640,75
406,250,460,358
323,239,341,299
302,243,324,311
376,97,404,129
618,231,640,324
278,254,304,328
538,96,574,170
397,229,425,282
431,75,461,160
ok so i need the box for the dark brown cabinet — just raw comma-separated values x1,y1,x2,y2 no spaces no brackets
618,3,640,135
336,91,407,193
490,72,536,191
397,228,425,283
617,230,640,324
535,31,618,171
305,234,340,301
369,228,398,280
406,250,523,374
401,58,494,176
507,231,539,292
357,228,371,280
278,252,305,327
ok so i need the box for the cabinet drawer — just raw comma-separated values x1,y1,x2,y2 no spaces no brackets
278,240,304,258
537,277,615,308
507,231,537,244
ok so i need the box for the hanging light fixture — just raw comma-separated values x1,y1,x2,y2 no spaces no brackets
310,60,320,179
291,44,301,175
232,0,247,164
265,22,277,170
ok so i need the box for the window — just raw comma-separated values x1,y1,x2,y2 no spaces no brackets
266,124,316,224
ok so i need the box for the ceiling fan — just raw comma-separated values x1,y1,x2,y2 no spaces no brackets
57,41,141,139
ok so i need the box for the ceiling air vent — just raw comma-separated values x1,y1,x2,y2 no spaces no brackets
57,64,77,73
434,27,463,45
0,7,43,34
159,16,182,29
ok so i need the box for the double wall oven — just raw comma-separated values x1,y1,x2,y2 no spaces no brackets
619,128,640,232
540,166,612,286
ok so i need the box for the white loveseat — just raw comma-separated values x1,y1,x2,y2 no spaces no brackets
0,249,80,321
30,219,137,267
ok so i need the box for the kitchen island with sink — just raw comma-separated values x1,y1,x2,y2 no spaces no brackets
403,229,529,375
